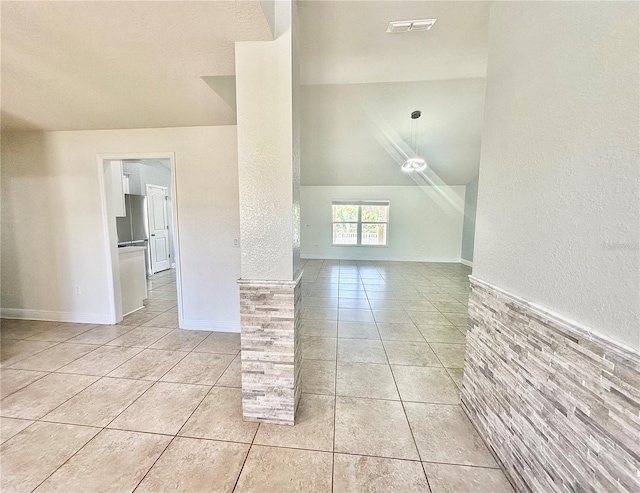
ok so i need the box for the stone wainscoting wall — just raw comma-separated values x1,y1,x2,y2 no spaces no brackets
462,276,640,493
238,274,302,425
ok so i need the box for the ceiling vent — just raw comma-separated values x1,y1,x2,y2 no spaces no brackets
386,19,437,33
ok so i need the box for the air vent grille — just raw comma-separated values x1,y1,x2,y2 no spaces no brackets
386,19,437,33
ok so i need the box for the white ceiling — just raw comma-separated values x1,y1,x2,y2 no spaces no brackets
2,0,490,187
1,1,272,131
298,1,491,186
301,78,486,186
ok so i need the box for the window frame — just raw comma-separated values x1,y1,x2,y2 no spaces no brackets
331,200,390,247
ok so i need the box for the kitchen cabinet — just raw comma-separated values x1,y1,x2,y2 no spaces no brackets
118,246,147,315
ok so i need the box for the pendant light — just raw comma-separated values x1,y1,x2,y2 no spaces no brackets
402,110,427,172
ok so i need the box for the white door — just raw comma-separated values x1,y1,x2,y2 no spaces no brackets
146,184,171,273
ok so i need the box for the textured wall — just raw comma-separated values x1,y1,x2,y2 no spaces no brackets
236,0,296,281
291,0,302,278
463,277,640,493
473,1,640,350
1,126,241,330
461,176,478,263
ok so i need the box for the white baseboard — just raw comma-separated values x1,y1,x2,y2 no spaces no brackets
0,308,114,325
460,258,473,267
179,318,240,333
123,305,145,317
301,254,464,263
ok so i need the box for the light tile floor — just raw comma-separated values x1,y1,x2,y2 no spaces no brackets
1,262,514,492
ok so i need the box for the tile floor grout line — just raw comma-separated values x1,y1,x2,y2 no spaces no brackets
1,262,482,491
373,317,426,466
0,369,53,401
231,395,262,492
330,261,341,493
28,420,106,492
131,435,179,492
3,339,72,370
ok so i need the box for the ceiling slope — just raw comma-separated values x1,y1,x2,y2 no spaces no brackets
1,1,272,131
298,1,491,186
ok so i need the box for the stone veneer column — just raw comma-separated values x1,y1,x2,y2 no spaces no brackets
238,275,302,425
235,1,301,424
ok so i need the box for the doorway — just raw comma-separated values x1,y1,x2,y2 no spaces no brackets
97,152,183,325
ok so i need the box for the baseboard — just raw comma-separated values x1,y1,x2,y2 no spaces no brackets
300,254,464,263
179,318,240,333
0,308,114,325
123,305,145,317
460,258,473,267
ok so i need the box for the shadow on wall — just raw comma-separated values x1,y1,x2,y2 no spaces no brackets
1,132,68,313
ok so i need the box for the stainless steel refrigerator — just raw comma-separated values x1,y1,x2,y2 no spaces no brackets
116,194,150,274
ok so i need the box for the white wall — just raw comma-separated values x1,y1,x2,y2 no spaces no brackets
235,0,299,281
474,2,639,351
1,126,242,331
461,176,478,264
301,185,465,262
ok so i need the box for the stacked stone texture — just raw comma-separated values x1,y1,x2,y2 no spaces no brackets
462,277,640,493
239,278,302,425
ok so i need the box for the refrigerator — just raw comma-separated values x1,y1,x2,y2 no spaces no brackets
116,194,150,275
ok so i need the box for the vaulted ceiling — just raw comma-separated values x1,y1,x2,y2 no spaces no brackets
2,1,489,186
1,1,272,131
298,1,490,186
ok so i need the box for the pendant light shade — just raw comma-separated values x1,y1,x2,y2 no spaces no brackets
402,110,427,173
401,157,427,172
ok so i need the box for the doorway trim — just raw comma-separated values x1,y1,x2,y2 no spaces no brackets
97,152,184,326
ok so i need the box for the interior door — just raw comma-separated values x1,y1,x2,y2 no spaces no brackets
146,184,171,273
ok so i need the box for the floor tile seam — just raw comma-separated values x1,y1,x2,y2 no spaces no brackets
232,381,265,492
444,368,464,392
421,461,435,492
0,370,53,401
131,434,178,493
109,331,205,466
376,324,424,464
245,442,424,462
99,373,177,431
331,283,340,493
31,418,105,432
158,369,232,387
28,417,105,492
100,346,189,381
4,360,101,414
421,458,502,470
190,349,240,357
3,339,68,368
54,344,147,377
2,321,65,341
423,339,458,372
457,400,508,475
0,418,42,448
69,325,138,345
23,324,99,344
171,353,238,438
45,372,154,429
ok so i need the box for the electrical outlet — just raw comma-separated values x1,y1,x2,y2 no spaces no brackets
75,285,82,295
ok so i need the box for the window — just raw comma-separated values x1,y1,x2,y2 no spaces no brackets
332,201,389,246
